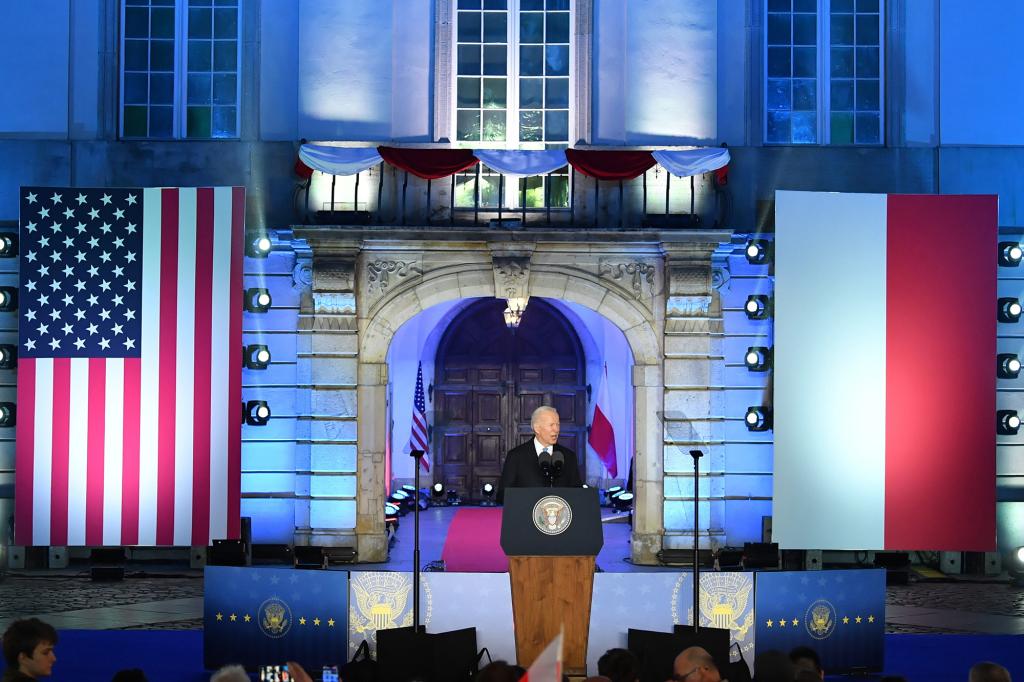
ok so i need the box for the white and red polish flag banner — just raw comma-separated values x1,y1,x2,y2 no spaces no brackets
16,186,244,547
519,630,562,682
588,363,618,478
773,191,997,551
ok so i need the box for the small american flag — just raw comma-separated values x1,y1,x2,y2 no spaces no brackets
407,361,430,472
15,186,243,547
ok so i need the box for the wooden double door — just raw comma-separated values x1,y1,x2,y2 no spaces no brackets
433,298,587,500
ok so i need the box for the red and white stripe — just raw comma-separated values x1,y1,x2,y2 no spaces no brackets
15,187,243,547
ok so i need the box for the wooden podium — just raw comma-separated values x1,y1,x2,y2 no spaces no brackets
501,488,603,676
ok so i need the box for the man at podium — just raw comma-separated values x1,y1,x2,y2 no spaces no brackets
497,406,582,503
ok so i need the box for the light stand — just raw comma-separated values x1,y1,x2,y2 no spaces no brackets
689,449,703,631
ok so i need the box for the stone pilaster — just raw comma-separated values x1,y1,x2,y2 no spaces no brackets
631,362,665,565
355,361,388,562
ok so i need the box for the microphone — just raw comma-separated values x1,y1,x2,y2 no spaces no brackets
539,449,553,485
551,450,564,481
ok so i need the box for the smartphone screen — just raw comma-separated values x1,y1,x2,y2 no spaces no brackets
322,665,339,682
258,664,289,682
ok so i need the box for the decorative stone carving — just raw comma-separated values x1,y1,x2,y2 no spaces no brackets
314,259,355,293
292,259,314,290
666,295,712,318
313,292,356,315
492,256,531,300
599,259,658,300
667,264,712,297
366,259,421,295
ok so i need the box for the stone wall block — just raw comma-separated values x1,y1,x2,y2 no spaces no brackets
311,388,358,418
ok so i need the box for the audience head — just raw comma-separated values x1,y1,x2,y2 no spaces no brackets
970,662,1012,682
789,645,823,679
210,664,250,682
2,618,58,679
111,669,148,682
475,661,526,682
672,646,720,682
597,648,639,682
752,649,794,682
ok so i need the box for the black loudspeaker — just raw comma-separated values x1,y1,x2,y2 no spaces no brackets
293,545,327,569
89,547,127,582
209,539,248,566
376,626,479,682
742,542,779,569
873,551,911,585
656,548,714,568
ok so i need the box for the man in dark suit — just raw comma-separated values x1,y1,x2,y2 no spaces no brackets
497,406,582,503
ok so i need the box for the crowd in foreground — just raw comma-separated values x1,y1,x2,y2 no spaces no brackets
0,617,1014,682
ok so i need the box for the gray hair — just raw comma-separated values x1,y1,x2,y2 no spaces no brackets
210,665,250,682
531,405,558,428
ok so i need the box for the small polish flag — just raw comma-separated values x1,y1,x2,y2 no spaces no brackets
519,631,563,682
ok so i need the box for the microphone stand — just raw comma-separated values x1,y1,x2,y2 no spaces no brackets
410,449,425,634
689,449,703,631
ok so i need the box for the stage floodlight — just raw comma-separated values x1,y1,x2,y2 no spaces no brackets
431,482,445,497
745,406,772,432
744,239,772,265
243,344,272,370
481,481,496,506
0,344,16,370
744,346,772,372
1000,242,1024,267
244,288,272,313
998,410,1021,435
612,491,634,512
244,400,271,426
998,354,1022,379
998,298,1022,323
604,485,623,505
0,403,14,427
246,234,273,258
744,295,771,320
0,232,17,258
0,287,17,312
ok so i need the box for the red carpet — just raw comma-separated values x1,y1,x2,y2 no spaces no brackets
441,507,508,572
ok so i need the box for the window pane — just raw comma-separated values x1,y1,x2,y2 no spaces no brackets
545,78,569,108
856,14,879,46
151,7,175,38
458,45,482,75
520,110,542,141
768,0,790,10
520,13,543,43
831,79,854,110
548,174,568,208
546,0,569,9
521,0,543,9
212,105,236,137
831,112,854,143
213,73,236,104
125,7,149,38
547,13,570,43
151,40,174,70
856,79,879,110
766,111,791,143
214,40,237,70
793,14,816,45
793,79,815,110
124,73,148,105
766,79,791,111
125,39,148,70
124,106,148,136
767,47,791,78
189,8,212,38
484,0,506,8
187,73,212,104
855,112,880,143
482,77,506,108
214,8,237,39
792,111,817,143
520,78,542,107
767,13,791,45
520,46,543,76
479,172,500,207
457,77,481,107
150,105,173,137
186,106,212,137
482,110,506,140
793,0,815,10
188,40,212,71
545,110,568,141
458,0,482,8
831,14,854,45
454,174,477,208
521,176,544,207
150,72,174,104
793,47,815,77
457,110,481,140
483,45,507,74
831,47,854,77
833,0,854,10
458,12,482,42
545,45,569,75
856,47,879,77
483,12,507,43
857,0,879,12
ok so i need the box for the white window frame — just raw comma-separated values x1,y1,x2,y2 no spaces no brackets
762,0,884,145
119,0,243,140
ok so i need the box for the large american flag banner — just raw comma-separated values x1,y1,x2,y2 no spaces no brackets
15,186,244,547
406,361,430,472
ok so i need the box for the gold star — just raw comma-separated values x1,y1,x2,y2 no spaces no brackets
313,618,321,626
842,616,850,624
244,614,251,623
868,615,875,623
779,618,787,627
229,614,237,622
299,617,307,625
215,613,223,621
766,619,774,628
791,619,798,627
855,616,862,624
328,618,336,627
